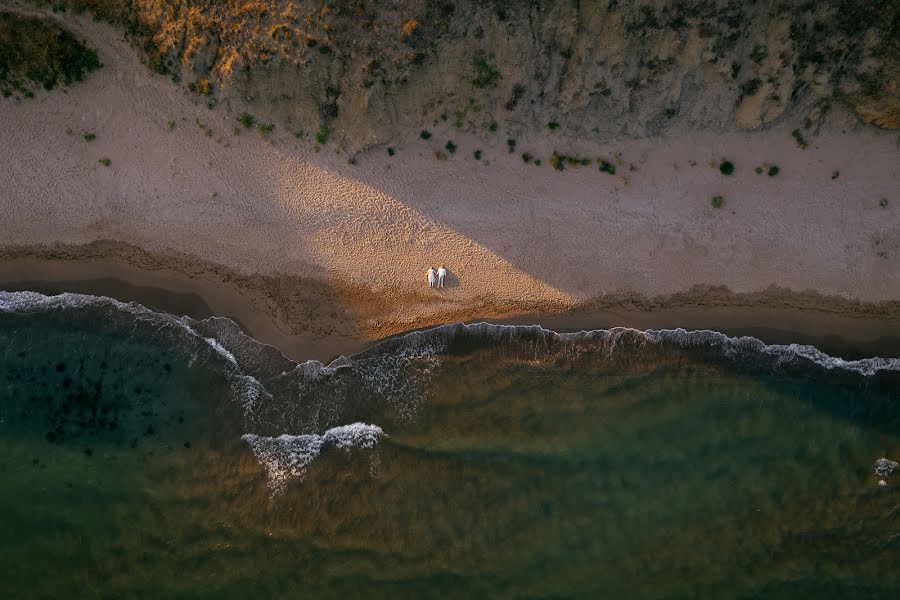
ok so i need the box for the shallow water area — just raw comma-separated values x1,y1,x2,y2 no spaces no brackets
1,291,899,598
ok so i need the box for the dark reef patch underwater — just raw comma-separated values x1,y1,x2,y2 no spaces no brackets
1,291,899,598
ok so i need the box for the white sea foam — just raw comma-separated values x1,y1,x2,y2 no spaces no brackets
242,423,385,493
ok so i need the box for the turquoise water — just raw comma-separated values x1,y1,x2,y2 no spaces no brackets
1,291,898,598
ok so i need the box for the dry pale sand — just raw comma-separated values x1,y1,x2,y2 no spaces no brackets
1,2,899,353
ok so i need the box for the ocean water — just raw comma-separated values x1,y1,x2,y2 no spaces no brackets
1,291,898,599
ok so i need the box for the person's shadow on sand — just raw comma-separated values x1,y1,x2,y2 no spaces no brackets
441,269,460,289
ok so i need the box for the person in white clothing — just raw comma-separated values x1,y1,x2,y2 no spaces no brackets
427,267,436,288
437,265,447,288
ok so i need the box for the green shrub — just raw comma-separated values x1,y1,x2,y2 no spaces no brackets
505,84,526,111
534,159,542,166
711,195,724,208
83,132,96,141
831,170,839,179
0,13,102,91
471,56,501,89
238,113,255,128
547,121,560,130
522,152,532,163
387,147,395,156
755,166,763,174
99,158,111,166
507,138,516,153
488,121,498,132
750,44,767,63
474,149,482,160
445,140,457,154
719,160,735,175
880,198,889,208
551,153,565,171
767,165,779,176
420,130,432,140
316,126,330,145
259,122,274,134
166,120,176,129
740,78,762,96
792,129,808,149
599,160,616,175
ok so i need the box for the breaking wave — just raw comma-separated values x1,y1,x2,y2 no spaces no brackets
2,291,898,492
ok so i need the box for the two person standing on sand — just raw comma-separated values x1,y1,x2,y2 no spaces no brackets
427,266,448,289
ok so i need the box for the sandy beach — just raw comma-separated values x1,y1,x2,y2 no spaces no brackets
1,2,899,358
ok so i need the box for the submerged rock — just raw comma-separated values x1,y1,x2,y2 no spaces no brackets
874,458,898,487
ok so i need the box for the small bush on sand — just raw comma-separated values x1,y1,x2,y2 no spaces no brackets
83,132,96,141
507,138,516,153
387,147,395,156
551,153,565,171
420,130,432,140
755,166,763,174
99,158,111,166
238,113,255,128
445,140,457,154
711,195,724,208
880,198,889,208
719,160,735,175
792,129,808,149
488,120,498,132
522,152,532,163
259,122,274,134
471,56,501,89
534,159,542,166
316,126,330,145
474,149,482,160
831,170,839,179
767,165,779,176
547,121,560,130
599,160,616,175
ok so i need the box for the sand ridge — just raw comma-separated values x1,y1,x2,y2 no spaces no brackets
1,1,899,336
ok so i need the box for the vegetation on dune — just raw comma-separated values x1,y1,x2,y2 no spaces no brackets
237,113,255,128
711,195,724,208
471,55,501,89
0,12,101,92
23,0,899,153
719,160,735,175
315,126,330,145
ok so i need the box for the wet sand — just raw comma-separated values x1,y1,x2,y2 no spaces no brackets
3,251,898,363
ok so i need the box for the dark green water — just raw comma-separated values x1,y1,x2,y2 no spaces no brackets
1,291,899,598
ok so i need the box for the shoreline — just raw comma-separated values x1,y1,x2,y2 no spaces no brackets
2,245,898,362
